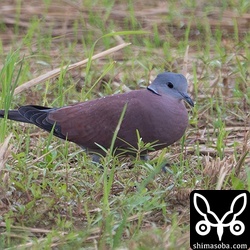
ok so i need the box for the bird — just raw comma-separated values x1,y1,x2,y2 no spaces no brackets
0,72,194,162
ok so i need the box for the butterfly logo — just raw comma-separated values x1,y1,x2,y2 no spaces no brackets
193,193,247,241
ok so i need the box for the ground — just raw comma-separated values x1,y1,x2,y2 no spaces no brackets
0,0,249,249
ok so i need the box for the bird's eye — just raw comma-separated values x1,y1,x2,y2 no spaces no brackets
167,82,173,88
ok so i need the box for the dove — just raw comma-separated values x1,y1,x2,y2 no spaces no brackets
0,72,194,161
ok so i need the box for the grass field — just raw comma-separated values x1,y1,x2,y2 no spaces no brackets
0,0,249,249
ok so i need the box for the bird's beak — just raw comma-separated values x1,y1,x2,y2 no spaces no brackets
181,92,194,107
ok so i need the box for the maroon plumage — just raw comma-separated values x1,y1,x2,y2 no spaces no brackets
0,72,194,158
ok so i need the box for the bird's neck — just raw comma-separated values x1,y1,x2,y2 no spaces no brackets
147,86,160,96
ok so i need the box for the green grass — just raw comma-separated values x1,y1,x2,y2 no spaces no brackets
0,0,249,249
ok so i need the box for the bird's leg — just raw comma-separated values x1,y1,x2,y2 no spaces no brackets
140,153,169,173
92,154,101,164
161,163,170,173
140,154,149,161
91,154,104,169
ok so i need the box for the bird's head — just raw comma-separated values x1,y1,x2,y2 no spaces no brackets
147,72,194,107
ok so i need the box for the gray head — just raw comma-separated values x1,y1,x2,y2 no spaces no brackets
147,72,194,107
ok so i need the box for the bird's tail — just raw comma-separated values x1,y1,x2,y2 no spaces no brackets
0,110,32,123
0,106,65,140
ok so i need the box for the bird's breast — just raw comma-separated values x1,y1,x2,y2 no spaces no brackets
114,92,189,149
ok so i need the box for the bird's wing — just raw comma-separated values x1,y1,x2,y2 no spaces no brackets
48,90,149,150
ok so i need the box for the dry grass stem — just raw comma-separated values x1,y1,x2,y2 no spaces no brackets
0,134,12,174
14,43,131,95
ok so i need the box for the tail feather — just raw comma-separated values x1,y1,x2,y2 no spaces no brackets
0,109,32,123
0,105,66,140
18,105,66,140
